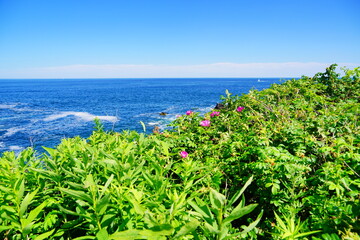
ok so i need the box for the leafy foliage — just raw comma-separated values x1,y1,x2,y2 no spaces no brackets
1,65,359,239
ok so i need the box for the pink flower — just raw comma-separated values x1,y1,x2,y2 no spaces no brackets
180,151,188,158
200,120,211,127
237,106,245,112
186,110,193,115
210,111,220,117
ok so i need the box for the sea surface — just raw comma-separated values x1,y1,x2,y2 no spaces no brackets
0,78,284,153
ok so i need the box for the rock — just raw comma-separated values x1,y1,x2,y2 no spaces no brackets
159,112,167,116
214,103,225,109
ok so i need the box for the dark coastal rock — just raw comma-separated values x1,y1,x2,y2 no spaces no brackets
214,103,225,109
159,112,167,116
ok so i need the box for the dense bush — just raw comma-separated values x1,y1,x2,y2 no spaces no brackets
0,64,359,239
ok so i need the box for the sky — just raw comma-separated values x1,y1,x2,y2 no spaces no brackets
0,0,359,78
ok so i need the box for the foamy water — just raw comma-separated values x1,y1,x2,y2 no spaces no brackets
2,127,26,138
0,104,18,109
43,111,118,122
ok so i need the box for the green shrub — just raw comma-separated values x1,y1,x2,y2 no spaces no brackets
1,65,359,239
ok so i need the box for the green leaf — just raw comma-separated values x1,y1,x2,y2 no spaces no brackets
84,174,96,190
227,176,253,207
1,205,17,214
294,230,322,238
0,225,12,233
274,212,287,232
160,141,170,156
223,204,258,225
318,233,341,240
96,228,110,240
42,147,56,157
142,171,155,187
271,183,280,194
96,193,111,216
31,168,60,181
72,236,96,240
203,222,219,234
173,219,200,239
189,199,213,220
239,210,263,235
21,200,48,234
0,185,12,194
19,189,39,217
58,205,80,216
223,210,262,240
110,230,147,240
111,225,173,240
209,188,226,210
60,219,85,229
15,178,25,204
219,225,229,240
100,174,114,199
59,187,93,205
33,229,56,240
20,220,35,236
139,121,146,132
149,224,173,234
126,196,146,215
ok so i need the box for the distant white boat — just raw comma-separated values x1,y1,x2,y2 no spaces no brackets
257,79,261,82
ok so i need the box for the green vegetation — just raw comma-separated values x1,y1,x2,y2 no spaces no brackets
0,64,359,239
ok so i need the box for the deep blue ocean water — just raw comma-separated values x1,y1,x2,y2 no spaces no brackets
0,78,283,153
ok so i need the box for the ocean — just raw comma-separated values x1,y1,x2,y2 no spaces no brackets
0,78,283,153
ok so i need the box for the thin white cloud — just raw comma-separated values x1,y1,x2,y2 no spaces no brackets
0,62,358,78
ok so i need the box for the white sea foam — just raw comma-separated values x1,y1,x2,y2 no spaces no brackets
43,111,118,123
1,127,26,138
148,122,160,126
0,103,39,113
164,106,176,112
0,104,17,109
9,145,23,151
15,107,42,112
134,112,154,117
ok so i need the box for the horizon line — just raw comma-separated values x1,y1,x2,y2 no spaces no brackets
0,76,299,80
0,62,358,79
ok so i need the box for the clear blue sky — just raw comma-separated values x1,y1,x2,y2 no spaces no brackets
0,0,359,78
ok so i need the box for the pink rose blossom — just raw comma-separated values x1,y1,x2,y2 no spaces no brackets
186,110,193,115
180,151,188,158
237,106,245,112
210,111,220,117
200,120,211,127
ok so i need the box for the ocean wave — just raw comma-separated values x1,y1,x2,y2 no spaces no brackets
43,111,118,123
0,104,18,109
0,103,41,113
1,127,26,138
14,107,43,112
148,121,161,126
8,145,23,151
164,105,176,112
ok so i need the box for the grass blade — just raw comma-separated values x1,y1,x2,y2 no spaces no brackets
59,187,93,205
223,204,258,225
